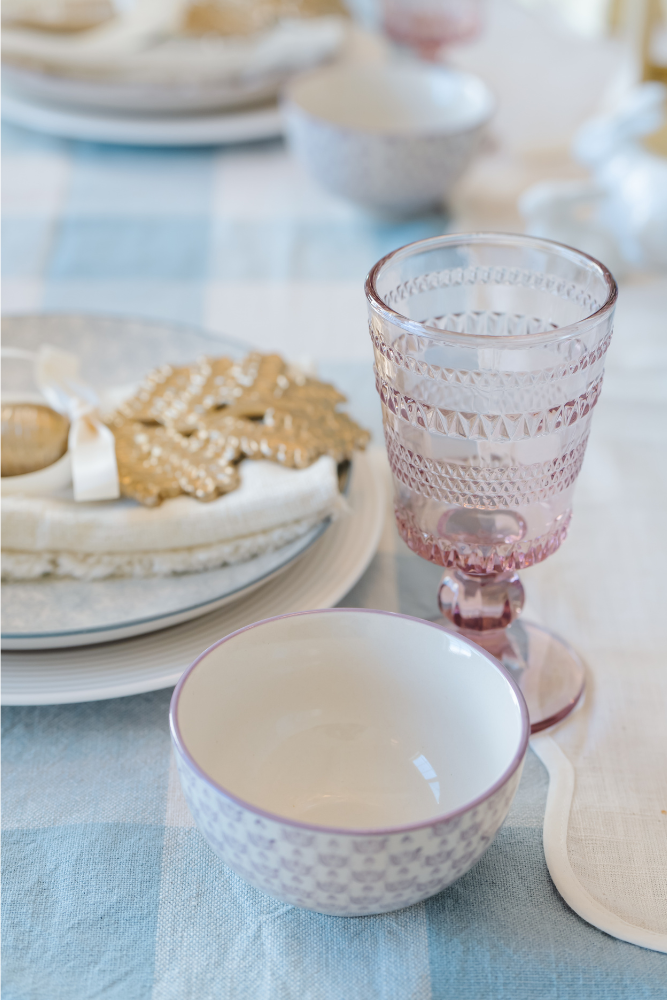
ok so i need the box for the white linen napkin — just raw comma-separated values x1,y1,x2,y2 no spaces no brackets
2,454,345,580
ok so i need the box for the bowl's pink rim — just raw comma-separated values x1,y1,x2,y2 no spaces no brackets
169,608,530,837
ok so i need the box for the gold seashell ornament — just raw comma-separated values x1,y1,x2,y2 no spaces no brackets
1,403,70,477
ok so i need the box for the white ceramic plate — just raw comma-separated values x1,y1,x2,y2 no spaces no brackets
0,15,349,116
1,88,283,145
0,450,384,704
2,64,283,115
0,315,336,649
1,522,331,650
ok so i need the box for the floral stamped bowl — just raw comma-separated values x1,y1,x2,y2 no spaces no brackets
282,63,494,214
169,608,529,916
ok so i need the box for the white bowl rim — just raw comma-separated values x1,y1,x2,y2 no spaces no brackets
169,607,530,837
281,62,496,139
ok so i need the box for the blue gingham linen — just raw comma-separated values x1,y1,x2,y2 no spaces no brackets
2,121,666,999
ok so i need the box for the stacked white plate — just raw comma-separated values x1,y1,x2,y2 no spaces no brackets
0,6,367,146
1,450,383,704
1,85,286,146
1,315,385,704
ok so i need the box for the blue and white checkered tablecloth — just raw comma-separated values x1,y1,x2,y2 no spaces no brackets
2,122,666,999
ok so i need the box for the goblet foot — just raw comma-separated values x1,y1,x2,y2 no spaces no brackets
437,570,584,732
462,621,585,733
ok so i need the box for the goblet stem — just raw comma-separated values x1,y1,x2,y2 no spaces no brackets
438,570,524,633
438,569,585,733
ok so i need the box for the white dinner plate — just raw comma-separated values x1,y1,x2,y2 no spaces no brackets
2,88,283,145
0,449,385,704
2,63,283,116
1,314,344,649
1,521,331,650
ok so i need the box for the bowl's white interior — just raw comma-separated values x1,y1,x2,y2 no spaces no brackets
285,64,493,135
177,611,524,830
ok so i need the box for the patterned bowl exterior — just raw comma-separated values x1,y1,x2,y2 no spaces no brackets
172,737,524,916
282,100,488,213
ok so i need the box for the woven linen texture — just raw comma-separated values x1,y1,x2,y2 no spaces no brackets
524,275,667,935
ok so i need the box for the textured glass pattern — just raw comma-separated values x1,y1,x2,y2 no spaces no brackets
367,236,616,576
383,265,603,315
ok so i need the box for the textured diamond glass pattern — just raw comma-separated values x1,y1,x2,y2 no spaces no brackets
365,233,617,732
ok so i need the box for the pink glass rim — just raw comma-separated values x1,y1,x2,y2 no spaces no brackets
169,607,530,838
364,231,618,348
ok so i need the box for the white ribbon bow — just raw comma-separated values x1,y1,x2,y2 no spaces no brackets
4,345,120,502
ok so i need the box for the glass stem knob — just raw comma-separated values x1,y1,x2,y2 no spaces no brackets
438,569,525,633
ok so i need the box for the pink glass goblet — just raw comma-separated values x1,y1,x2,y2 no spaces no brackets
380,0,485,61
365,233,617,733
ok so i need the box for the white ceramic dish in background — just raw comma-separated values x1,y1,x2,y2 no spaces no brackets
1,26,387,147
0,15,349,116
170,608,529,916
1,88,284,146
1,65,282,116
282,62,494,213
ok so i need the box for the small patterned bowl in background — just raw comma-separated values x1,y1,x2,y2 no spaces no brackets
281,63,494,214
170,608,529,916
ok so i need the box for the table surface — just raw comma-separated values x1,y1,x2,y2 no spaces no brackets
2,19,667,992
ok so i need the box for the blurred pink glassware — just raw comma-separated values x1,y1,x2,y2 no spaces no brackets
366,233,618,733
380,0,485,60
